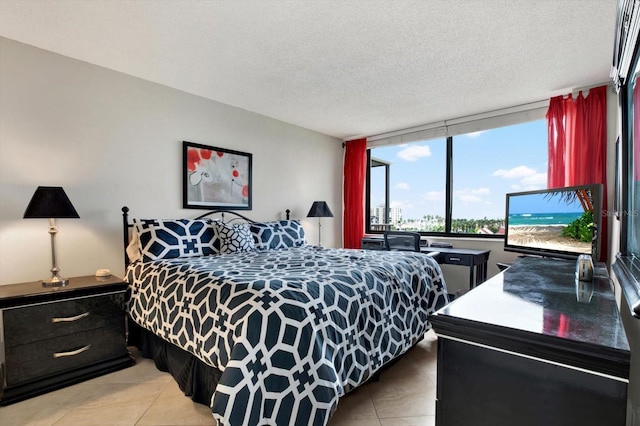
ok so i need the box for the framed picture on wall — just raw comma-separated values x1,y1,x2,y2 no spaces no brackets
182,141,252,210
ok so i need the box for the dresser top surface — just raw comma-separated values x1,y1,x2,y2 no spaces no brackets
432,256,630,353
0,275,126,308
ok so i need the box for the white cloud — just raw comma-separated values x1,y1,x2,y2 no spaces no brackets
390,200,413,210
397,145,431,162
421,191,445,202
458,194,481,202
465,131,485,138
521,172,547,186
492,166,537,179
394,182,410,190
454,187,490,203
508,171,547,192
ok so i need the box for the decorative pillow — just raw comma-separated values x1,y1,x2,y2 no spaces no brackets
214,222,256,254
133,218,218,262
126,228,142,264
250,220,306,251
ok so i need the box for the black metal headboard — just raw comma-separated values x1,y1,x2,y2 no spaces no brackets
121,206,291,269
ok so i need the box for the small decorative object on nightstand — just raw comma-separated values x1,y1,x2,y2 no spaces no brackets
307,201,333,246
0,275,134,405
23,186,80,287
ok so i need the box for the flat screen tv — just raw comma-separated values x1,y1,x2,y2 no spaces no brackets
504,184,603,260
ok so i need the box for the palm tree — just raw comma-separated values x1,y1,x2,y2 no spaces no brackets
544,188,594,212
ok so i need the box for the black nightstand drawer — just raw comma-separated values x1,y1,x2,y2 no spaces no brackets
0,275,134,405
4,293,123,347
5,326,127,385
442,253,473,266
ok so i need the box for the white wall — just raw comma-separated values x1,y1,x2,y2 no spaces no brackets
0,37,343,285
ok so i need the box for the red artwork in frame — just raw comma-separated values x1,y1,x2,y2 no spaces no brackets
182,141,252,210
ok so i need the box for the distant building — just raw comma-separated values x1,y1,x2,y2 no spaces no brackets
370,206,402,225
389,207,402,224
478,226,493,234
371,206,385,224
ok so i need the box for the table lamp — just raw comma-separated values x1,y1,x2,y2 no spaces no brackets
306,201,333,246
23,186,80,287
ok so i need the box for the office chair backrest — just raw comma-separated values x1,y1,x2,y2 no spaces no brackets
384,231,421,252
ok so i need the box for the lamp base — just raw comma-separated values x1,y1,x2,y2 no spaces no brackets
42,277,69,287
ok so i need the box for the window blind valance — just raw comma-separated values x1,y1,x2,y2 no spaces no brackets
366,101,548,149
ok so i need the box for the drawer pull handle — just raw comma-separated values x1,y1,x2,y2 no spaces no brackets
450,257,461,262
51,312,90,323
53,344,91,358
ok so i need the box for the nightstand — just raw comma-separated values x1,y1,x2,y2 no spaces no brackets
0,275,134,405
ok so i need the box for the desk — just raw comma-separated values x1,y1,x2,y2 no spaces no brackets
429,257,630,426
361,236,490,289
420,247,490,289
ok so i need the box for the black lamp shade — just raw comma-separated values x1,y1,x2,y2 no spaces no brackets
307,201,333,218
23,186,80,219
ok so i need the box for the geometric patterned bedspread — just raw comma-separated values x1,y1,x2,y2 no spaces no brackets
125,246,448,426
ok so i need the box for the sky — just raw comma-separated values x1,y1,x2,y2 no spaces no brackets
370,120,548,221
508,192,585,215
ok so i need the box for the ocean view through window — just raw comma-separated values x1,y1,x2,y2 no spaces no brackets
367,120,547,235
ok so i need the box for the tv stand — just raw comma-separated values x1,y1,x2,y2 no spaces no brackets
429,256,630,426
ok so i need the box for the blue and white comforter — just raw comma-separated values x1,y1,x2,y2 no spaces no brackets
126,246,448,425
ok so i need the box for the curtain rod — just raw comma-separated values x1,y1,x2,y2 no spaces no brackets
569,81,615,98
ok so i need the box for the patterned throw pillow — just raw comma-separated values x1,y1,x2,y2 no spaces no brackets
250,220,306,251
215,222,256,254
133,218,218,262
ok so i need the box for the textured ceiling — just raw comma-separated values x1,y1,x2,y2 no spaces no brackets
0,0,617,140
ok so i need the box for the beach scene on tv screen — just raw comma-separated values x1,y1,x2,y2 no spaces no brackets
507,190,594,255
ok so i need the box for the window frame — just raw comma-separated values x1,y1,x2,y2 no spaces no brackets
364,103,548,238
365,135,515,239
618,2,640,259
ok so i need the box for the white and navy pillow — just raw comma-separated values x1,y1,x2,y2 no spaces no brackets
133,218,218,262
250,220,306,251
215,222,256,254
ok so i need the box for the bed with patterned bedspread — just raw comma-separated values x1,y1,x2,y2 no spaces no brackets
124,216,448,426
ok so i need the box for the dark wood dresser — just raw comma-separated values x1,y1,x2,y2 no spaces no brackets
429,256,630,426
0,275,134,405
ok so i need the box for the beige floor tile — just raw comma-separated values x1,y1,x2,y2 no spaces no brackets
379,415,435,426
0,382,94,426
136,379,214,425
328,419,382,426
52,381,163,425
90,356,171,385
367,365,433,402
329,386,378,423
371,390,436,419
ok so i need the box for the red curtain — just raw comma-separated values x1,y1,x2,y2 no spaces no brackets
547,85,607,188
546,85,608,260
343,138,367,249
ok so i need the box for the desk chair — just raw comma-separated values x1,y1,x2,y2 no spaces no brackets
384,231,421,252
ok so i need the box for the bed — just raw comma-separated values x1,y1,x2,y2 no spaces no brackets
121,207,448,425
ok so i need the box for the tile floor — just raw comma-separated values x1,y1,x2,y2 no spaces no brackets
0,330,438,426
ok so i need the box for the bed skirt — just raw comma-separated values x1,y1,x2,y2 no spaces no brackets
128,319,222,406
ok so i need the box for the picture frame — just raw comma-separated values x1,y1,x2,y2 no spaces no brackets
182,141,252,210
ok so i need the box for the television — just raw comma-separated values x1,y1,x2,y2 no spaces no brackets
504,184,603,260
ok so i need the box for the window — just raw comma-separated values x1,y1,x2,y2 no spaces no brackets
625,48,640,257
366,120,547,236
368,137,447,232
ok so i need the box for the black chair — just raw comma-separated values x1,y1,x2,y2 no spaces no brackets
383,231,421,252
